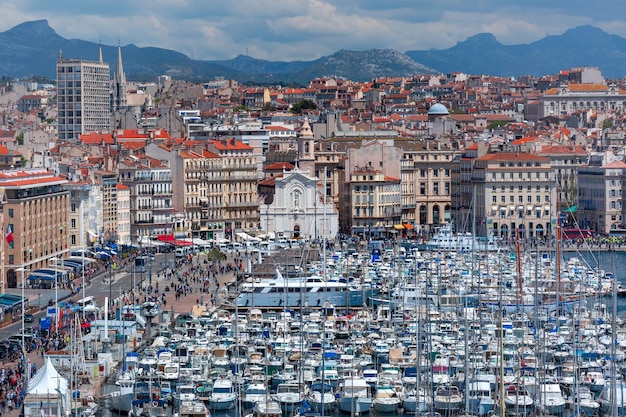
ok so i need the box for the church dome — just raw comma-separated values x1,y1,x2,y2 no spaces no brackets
428,103,449,115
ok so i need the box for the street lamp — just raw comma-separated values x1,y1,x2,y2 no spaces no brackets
109,261,113,310
16,267,28,351
49,257,59,331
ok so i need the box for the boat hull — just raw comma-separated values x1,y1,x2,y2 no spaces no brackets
109,392,133,413
337,397,372,414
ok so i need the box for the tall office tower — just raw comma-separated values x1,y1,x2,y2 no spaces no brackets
56,50,111,142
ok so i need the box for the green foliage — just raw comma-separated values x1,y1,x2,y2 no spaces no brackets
487,121,509,130
602,119,613,129
290,99,317,114
233,105,249,112
206,248,227,262
262,102,276,111
16,132,24,145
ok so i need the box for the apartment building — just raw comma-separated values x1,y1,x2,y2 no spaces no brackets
452,145,556,239
534,83,626,120
400,142,457,232
66,181,94,250
56,54,111,141
205,138,258,238
116,183,131,245
94,171,118,244
2,169,69,289
348,166,401,238
578,155,625,234
118,155,173,242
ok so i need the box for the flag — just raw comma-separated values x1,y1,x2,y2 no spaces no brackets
5,225,13,244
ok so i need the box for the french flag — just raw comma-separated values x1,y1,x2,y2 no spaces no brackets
5,225,13,244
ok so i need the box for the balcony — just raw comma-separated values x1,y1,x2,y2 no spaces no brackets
224,202,259,209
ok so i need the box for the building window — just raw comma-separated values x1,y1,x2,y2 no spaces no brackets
434,183,439,195
420,183,426,195
7,209,13,218
71,203,76,212
71,219,76,228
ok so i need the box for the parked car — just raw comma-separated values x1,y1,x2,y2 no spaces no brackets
24,313,33,323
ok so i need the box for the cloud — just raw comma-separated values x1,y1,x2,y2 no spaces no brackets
1,0,626,61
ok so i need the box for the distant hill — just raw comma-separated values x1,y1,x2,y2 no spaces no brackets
0,20,437,84
2,20,626,83
405,25,626,78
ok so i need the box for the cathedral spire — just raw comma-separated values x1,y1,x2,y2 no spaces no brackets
114,40,127,110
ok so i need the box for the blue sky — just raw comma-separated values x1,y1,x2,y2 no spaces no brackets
2,1,626,61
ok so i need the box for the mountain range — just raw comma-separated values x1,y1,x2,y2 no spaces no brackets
1,20,626,84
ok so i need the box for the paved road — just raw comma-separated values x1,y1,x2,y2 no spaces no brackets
0,253,174,339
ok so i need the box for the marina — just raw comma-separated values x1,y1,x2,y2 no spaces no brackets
11,231,626,417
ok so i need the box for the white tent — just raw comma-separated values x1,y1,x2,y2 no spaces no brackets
25,358,69,417
237,232,261,242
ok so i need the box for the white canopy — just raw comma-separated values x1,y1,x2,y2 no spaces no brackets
236,232,261,242
27,358,69,414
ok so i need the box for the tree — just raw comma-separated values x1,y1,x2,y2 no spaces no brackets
487,121,509,130
290,99,317,114
262,102,276,112
233,105,249,112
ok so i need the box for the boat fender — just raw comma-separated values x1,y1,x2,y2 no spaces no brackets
152,401,159,407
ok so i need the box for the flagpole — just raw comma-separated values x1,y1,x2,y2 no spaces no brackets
1,203,5,296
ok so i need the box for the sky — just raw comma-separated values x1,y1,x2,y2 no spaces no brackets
2,0,626,62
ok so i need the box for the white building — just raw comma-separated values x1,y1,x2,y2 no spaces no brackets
261,168,338,240
56,51,111,141
578,153,625,234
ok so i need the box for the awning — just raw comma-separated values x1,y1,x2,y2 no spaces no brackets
157,234,176,242
393,224,405,230
28,274,54,281
402,223,414,230
174,240,193,246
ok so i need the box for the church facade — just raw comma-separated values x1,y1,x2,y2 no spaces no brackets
261,168,338,240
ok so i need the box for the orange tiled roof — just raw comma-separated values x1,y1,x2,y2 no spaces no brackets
80,132,115,145
604,161,626,169
116,183,129,189
116,129,149,139
511,136,538,145
568,83,608,92
476,153,550,162
210,138,253,151
259,177,277,186
121,141,146,151
265,162,295,170
538,145,587,155
202,150,221,158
